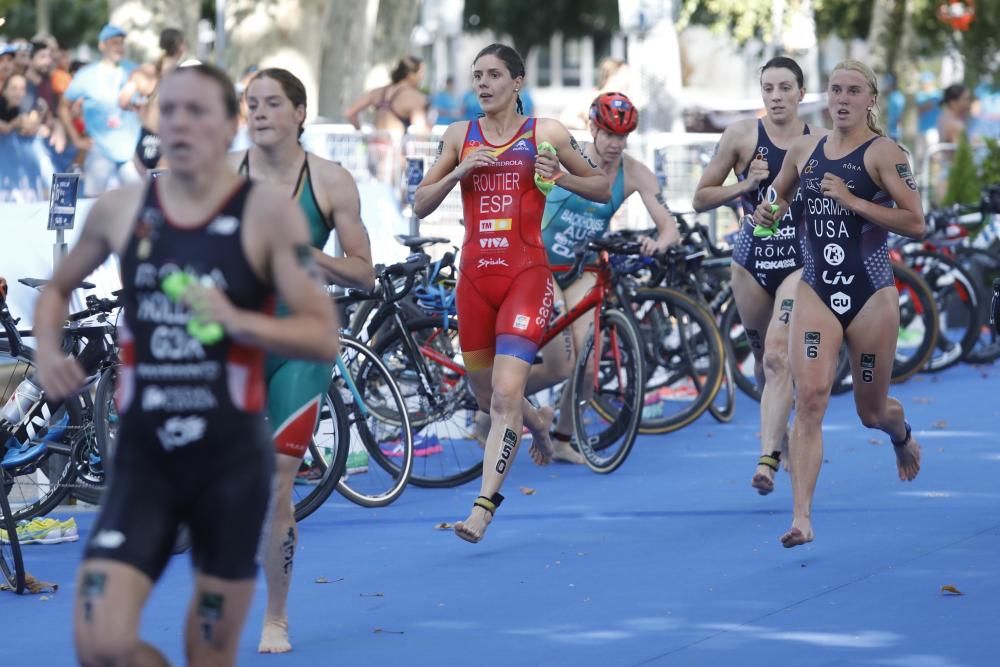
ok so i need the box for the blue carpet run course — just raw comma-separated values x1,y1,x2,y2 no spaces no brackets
3,363,998,666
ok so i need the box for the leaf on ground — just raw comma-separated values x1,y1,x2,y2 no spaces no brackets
868,437,881,445
912,396,933,404
373,627,404,634
520,486,536,495
941,585,964,596
361,592,385,597
314,577,343,584
434,522,454,530
932,420,948,430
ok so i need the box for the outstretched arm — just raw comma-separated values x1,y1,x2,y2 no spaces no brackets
692,122,755,212
629,156,680,254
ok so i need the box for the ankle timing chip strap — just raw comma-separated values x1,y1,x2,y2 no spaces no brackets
758,451,781,472
473,493,505,516
891,421,912,448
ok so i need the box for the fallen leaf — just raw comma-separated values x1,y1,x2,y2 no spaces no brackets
360,592,385,597
520,486,536,495
868,438,881,445
39,595,50,601
373,627,404,634
912,396,932,404
932,420,948,430
941,585,964,596
314,577,344,584
434,522,453,530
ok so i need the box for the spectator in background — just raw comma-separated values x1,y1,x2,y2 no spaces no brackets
559,57,633,130
345,55,429,183
22,41,55,119
50,44,73,100
461,85,482,120
429,75,460,126
0,74,32,133
0,45,16,92
937,84,972,144
882,73,905,141
916,71,942,146
11,39,30,75
60,24,140,195
232,64,259,152
118,27,187,175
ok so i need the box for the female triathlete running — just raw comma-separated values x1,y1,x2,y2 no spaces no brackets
414,43,611,543
693,57,826,495
34,63,339,667
526,91,679,458
234,67,374,654
754,60,924,548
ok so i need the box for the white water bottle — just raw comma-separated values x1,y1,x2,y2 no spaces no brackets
1,377,43,428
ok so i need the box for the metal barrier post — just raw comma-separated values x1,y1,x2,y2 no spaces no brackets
405,157,424,237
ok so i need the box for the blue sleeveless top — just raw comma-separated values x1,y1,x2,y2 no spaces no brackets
540,161,627,266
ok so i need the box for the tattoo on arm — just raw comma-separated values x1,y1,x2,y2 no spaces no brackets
655,192,672,214
433,140,444,164
570,135,599,169
895,163,918,191
713,141,720,156
294,243,324,283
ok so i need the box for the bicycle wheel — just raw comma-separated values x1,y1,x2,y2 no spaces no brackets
0,473,25,594
572,308,644,474
334,336,414,508
372,316,483,488
293,386,350,522
955,246,1000,363
629,288,725,433
5,391,96,522
719,302,762,402
92,365,118,475
904,251,982,372
892,261,939,383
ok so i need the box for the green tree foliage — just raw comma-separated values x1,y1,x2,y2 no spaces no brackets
0,0,107,48
979,137,1000,187
677,0,772,44
813,0,871,40
942,133,982,205
462,0,618,58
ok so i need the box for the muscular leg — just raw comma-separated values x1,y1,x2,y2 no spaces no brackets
730,264,780,493
845,287,922,482
455,355,535,543
258,361,325,653
473,280,574,448
258,453,301,654
525,279,575,395
783,282,843,548
184,574,256,667
74,559,170,667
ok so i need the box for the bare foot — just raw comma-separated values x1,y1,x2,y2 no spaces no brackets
551,440,585,465
780,519,814,549
258,618,291,653
894,435,921,482
454,505,493,543
528,406,554,466
751,467,775,495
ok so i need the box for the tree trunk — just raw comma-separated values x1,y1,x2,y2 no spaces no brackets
318,0,379,120
866,0,900,78
107,0,200,64
225,0,333,123
896,0,921,152
371,0,422,76
36,0,50,35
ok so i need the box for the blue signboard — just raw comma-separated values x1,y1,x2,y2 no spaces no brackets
405,158,424,204
47,173,80,231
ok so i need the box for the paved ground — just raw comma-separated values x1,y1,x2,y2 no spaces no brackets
3,362,998,666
